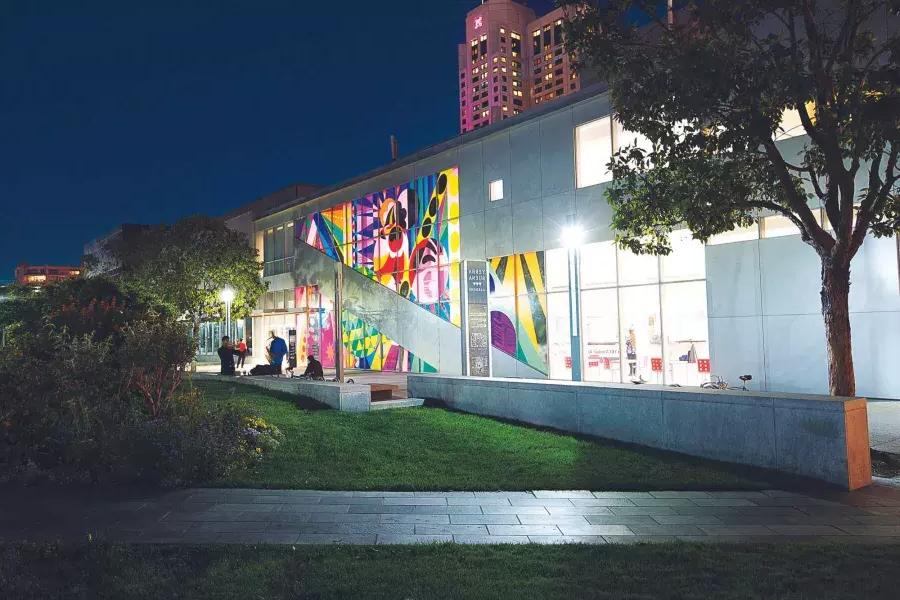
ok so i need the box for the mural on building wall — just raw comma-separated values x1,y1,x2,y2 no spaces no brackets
296,167,461,327
293,285,435,374
488,252,549,375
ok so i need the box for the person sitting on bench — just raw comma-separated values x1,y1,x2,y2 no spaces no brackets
302,354,324,380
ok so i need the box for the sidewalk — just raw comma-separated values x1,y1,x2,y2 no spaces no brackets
2,486,899,545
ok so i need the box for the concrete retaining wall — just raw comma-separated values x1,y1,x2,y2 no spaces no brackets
194,374,370,412
408,375,872,490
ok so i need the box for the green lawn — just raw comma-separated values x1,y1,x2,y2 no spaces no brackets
4,542,899,599
195,379,780,491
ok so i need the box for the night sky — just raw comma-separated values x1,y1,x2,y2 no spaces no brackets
1,0,557,279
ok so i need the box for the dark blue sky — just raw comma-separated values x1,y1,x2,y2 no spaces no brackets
1,0,557,278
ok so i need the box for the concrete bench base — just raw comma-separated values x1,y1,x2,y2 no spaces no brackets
408,375,872,490
194,374,370,412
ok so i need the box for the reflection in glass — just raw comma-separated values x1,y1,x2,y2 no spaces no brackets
581,288,620,382
547,291,571,379
662,282,710,386
618,285,662,383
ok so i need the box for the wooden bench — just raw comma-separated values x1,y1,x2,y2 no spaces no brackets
368,383,400,401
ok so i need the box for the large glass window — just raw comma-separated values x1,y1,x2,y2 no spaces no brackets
662,281,709,387
580,241,617,288
547,291,572,380
581,288,620,383
619,285,663,384
661,229,705,282
575,117,613,188
617,248,658,286
613,118,654,158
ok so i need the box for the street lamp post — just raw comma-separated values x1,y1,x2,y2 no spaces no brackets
561,224,584,382
219,286,235,342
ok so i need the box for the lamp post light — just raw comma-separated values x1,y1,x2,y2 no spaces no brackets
219,286,235,342
561,223,585,382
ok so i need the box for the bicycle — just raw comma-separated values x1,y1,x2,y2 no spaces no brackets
701,374,752,391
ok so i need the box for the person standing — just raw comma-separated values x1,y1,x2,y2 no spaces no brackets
217,336,239,376
236,338,248,369
266,330,288,373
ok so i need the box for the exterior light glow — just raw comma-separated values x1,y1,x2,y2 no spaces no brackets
560,224,585,248
219,287,235,304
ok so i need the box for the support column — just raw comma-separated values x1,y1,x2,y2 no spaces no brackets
334,261,344,383
568,246,583,382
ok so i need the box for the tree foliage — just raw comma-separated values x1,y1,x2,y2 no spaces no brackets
109,215,267,332
563,0,899,395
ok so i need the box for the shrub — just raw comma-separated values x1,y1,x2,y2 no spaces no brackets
0,278,262,487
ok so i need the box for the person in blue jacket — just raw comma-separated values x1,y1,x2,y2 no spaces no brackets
265,330,288,373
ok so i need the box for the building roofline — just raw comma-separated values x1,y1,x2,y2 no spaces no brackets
256,82,608,221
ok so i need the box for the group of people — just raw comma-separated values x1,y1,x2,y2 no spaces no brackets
217,330,323,379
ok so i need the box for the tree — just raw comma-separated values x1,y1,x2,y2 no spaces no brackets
108,215,267,339
563,0,899,396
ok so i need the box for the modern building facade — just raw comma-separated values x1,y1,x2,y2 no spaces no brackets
14,263,81,286
249,84,900,400
458,0,582,133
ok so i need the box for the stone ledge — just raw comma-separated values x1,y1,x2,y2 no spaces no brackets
409,375,872,490
192,373,371,412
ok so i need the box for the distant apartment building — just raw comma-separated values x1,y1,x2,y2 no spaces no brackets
14,263,81,286
457,0,582,133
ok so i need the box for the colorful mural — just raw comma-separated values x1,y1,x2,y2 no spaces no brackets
293,285,435,374
489,252,549,375
297,167,461,327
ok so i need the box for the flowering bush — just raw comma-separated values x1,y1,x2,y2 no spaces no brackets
241,415,284,457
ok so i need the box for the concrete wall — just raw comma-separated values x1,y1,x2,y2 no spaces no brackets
194,373,370,412
409,374,872,490
706,235,900,399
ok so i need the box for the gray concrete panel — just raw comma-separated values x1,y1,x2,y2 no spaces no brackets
483,204,514,258
459,212,486,261
576,390,664,448
572,95,613,128
482,133,511,210
509,121,542,203
575,184,614,245
541,190,576,249
540,109,575,195
458,142,485,216
512,198,544,254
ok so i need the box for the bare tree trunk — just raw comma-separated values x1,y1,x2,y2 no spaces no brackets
821,257,855,397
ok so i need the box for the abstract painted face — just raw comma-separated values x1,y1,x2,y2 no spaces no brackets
411,238,445,305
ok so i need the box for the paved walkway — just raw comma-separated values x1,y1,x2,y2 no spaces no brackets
870,400,900,455
2,486,900,545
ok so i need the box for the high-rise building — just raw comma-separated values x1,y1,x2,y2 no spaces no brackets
457,0,582,133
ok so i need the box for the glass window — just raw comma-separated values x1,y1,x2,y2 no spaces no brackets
489,179,503,202
662,282,710,386
661,229,705,282
761,215,800,238
613,118,653,159
284,222,294,261
545,248,569,291
706,223,760,245
775,102,814,141
264,228,274,262
580,241,617,288
582,288,620,383
547,291,572,380
274,225,285,260
619,285,663,383
575,117,613,188
617,248,658,286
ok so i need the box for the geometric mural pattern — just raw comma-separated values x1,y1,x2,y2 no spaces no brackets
488,251,549,374
297,167,461,326
294,285,435,374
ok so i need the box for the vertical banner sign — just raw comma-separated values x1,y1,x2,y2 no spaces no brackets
461,260,491,377
288,328,297,370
